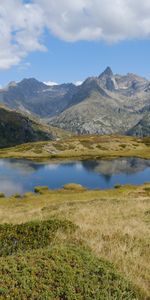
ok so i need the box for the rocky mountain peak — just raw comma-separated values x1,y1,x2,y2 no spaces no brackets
99,67,113,78
17,78,47,95
98,67,118,91
8,81,17,88
19,78,46,88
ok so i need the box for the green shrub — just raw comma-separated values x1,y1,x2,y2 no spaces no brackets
12,193,21,199
144,187,150,192
114,184,122,189
34,186,49,194
144,210,150,215
0,244,141,300
0,219,76,257
0,193,5,198
142,137,150,146
120,144,126,148
63,183,86,191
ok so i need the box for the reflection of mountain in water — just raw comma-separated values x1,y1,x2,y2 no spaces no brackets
1,158,150,178
0,157,150,196
0,159,44,174
101,174,112,183
82,158,150,177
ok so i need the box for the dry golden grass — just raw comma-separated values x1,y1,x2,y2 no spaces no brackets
0,183,150,298
0,135,149,160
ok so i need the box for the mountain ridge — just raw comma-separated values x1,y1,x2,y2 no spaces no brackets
0,67,150,137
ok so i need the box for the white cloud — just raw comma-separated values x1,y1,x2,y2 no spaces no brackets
0,0,46,69
44,164,59,170
1,0,150,69
38,0,150,42
75,163,84,171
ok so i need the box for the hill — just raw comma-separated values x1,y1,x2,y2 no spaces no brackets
0,106,70,148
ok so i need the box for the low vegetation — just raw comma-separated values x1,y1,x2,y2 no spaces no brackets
0,219,76,257
0,243,140,299
63,183,87,191
0,135,149,160
0,182,150,299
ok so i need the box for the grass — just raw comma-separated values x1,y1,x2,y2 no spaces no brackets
0,183,150,299
0,135,149,160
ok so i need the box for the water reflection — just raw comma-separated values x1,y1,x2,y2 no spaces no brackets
82,158,150,176
0,157,150,196
0,159,43,174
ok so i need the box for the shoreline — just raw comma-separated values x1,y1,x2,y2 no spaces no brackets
0,135,149,161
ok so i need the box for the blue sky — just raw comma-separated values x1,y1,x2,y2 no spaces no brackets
1,0,150,86
1,36,150,86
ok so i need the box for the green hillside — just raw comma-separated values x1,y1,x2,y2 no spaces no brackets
0,106,70,148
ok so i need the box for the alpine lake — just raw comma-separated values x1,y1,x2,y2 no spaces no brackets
0,157,150,196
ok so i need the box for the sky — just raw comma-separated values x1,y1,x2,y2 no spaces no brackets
0,0,150,86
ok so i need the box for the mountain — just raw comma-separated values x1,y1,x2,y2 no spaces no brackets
0,105,69,148
0,79,77,117
49,67,150,135
127,112,150,137
0,67,150,137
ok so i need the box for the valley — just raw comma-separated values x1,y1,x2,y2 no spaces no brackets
0,68,149,299
1,1,150,298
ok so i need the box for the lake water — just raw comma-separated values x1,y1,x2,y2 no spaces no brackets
0,157,150,196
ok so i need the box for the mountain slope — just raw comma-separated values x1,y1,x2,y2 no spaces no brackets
49,92,137,134
48,68,150,135
0,79,77,117
49,67,147,134
127,112,150,137
0,67,150,136
0,106,69,148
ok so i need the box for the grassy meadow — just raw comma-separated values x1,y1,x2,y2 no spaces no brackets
0,135,149,160
0,182,150,299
